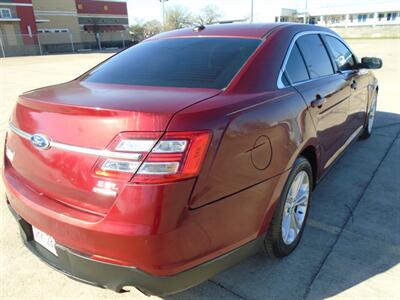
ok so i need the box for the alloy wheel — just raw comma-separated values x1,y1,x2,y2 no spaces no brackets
281,170,310,245
368,95,377,134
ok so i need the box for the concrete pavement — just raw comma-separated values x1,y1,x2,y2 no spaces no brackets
0,39,399,299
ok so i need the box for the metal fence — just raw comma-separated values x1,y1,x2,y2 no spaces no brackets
0,31,134,58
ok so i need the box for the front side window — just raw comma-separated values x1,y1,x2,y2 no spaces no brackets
296,34,334,79
324,36,355,71
283,44,309,85
82,37,261,89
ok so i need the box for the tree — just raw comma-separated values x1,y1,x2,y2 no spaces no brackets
164,6,193,31
196,5,222,25
129,20,145,41
86,17,102,49
129,19,162,41
143,19,162,38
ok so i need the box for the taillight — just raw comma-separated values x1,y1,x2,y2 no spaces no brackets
94,132,161,180
94,131,211,183
135,131,211,183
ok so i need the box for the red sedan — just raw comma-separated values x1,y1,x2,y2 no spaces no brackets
2,23,382,295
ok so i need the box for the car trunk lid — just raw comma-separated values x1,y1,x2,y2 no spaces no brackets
6,81,220,215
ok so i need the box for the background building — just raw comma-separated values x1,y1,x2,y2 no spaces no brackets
276,2,400,38
0,0,38,56
34,0,130,52
0,0,130,56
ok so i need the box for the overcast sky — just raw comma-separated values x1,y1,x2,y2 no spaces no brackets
126,0,400,24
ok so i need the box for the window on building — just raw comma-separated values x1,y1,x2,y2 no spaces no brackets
0,8,12,19
78,4,83,10
296,34,334,79
328,16,338,24
38,28,70,34
104,5,109,11
358,14,367,22
378,13,385,21
324,36,355,71
369,14,374,18
283,43,309,85
387,12,398,21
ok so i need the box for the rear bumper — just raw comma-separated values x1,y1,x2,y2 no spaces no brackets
8,203,263,296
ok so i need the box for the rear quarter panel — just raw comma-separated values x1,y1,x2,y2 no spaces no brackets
169,89,312,209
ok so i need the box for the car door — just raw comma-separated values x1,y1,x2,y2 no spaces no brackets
322,34,368,138
281,33,351,169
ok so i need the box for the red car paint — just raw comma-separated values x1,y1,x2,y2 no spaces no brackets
2,23,378,292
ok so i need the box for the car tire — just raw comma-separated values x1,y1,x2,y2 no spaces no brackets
262,156,313,258
360,92,377,139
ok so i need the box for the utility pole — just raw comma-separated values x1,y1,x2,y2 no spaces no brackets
250,0,254,22
159,0,169,28
304,0,308,24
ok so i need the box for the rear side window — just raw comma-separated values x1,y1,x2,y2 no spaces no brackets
324,36,355,71
283,44,310,85
296,34,334,79
82,38,260,89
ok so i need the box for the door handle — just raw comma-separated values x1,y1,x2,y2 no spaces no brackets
311,94,327,108
351,80,357,90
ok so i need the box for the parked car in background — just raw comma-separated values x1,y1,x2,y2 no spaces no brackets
2,23,382,296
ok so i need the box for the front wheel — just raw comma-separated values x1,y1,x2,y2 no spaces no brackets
360,92,377,139
262,157,313,258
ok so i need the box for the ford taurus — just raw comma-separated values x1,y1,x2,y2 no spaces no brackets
2,23,382,295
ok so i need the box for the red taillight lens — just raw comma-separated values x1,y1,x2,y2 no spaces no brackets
94,131,211,183
93,132,162,180
133,131,211,183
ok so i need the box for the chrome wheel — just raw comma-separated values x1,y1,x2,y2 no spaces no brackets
281,170,310,245
368,95,377,134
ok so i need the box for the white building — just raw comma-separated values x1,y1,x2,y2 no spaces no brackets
276,2,400,28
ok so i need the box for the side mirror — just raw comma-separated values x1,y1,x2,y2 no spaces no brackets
360,57,383,69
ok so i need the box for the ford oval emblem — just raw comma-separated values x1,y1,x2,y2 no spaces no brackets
30,134,51,150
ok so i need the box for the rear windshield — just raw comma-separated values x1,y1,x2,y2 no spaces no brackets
82,37,261,89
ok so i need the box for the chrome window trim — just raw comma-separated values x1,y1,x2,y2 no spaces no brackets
277,31,356,89
8,123,141,160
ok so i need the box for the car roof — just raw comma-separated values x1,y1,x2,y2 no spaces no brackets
148,23,336,41
149,23,284,40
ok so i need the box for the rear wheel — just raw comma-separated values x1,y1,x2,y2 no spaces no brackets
360,92,377,139
263,157,312,258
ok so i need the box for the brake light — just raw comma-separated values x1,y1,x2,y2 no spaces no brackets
94,132,161,180
135,131,211,183
94,131,211,183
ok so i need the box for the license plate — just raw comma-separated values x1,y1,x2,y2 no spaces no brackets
32,226,58,256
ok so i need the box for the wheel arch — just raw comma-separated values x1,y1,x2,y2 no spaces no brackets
299,145,318,189
284,138,320,191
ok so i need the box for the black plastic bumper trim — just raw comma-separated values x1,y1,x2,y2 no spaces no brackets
7,202,264,296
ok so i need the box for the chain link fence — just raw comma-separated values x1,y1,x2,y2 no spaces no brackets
0,31,134,57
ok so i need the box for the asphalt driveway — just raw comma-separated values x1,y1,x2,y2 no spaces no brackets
0,39,399,299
